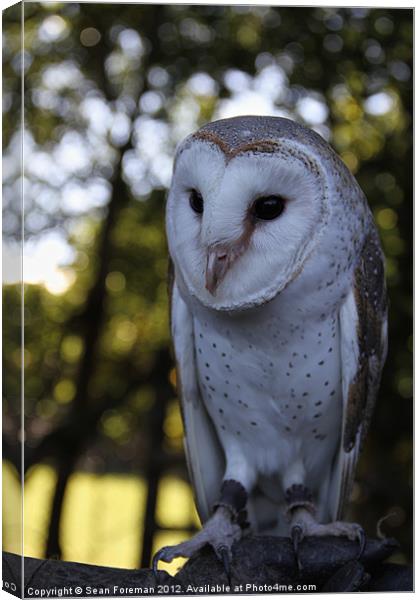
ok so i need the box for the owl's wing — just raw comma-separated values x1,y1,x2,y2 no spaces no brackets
169,263,225,523
329,228,388,520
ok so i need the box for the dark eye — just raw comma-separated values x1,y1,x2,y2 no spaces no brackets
253,195,285,220
189,189,203,214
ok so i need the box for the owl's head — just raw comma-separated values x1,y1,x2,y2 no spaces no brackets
166,116,348,311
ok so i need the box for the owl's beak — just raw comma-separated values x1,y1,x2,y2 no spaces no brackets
205,247,231,295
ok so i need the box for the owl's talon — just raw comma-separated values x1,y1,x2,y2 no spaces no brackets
217,545,232,586
152,505,241,578
291,524,303,554
152,546,172,575
356,527,366,560
291,524,304,571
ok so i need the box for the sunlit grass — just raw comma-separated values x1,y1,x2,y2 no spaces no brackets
61,472,146,568
156,475,201,529
3,461,22,555
3,461,200,574
24,464,57,558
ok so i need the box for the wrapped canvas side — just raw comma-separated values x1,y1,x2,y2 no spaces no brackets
3,2,24,598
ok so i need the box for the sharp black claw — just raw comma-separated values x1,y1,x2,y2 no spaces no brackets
291,525,303,572
356,528,366,560
218,546,232,587
152,553,161,575
152,547,168,577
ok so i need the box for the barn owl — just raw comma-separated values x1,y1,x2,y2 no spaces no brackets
154,116,388,573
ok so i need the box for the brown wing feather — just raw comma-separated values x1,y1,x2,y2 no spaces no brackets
344,229,388,452
336,227,388,518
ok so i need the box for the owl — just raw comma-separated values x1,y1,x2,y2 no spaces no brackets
154,116,388,573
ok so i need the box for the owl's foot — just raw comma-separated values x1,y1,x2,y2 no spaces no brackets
289,506,365,570
153,479,248,582
153,505,242,581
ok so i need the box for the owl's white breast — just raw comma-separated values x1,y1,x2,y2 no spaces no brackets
191,273,344,497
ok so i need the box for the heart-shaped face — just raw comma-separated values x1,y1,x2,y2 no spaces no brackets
166,116,339,312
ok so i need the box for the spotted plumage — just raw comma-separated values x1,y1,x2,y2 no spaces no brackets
156,116,388,570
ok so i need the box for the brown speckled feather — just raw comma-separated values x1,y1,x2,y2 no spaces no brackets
345,230,388,451
336,225,388,518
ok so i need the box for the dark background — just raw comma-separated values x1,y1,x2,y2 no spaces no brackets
2,4,412,572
